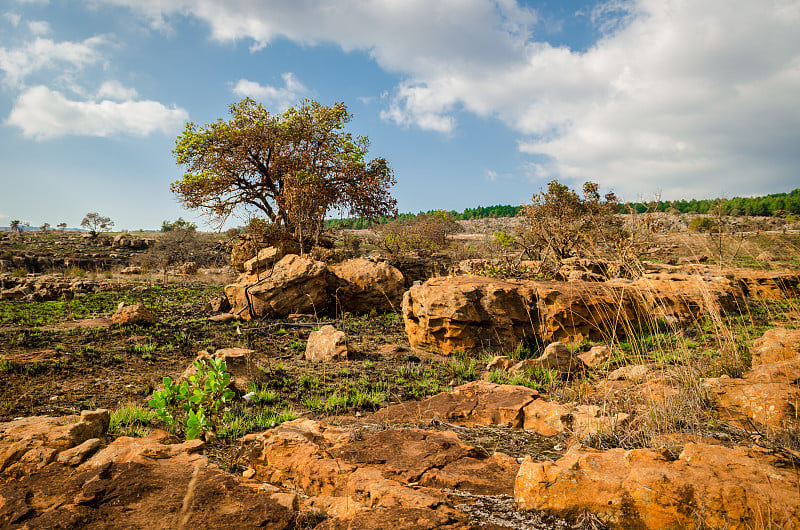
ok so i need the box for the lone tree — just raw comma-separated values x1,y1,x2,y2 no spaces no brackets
81,212,114,237
171,98,397,243
9,220,21,232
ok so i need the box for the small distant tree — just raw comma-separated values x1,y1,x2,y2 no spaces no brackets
80,212,114,237
40,222,50,232
161,217,197,232
9,220,21,232
57,222,67,231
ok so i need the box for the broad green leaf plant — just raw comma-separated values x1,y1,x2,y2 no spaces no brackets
149,358,235,440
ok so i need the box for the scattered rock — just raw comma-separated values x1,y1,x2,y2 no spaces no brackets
178,261,198,275
208,294,231,313
607,363,655,382
510,342,582,377
521,400,572,436
111,303,156,326
181,348,260,392
244,246,282,273
751,327,800,365
755,251,775,262
305,325,348,363
577,345,612,368
515,442,800,529
486,355,513,371
207,312,236,323
119,266,143,275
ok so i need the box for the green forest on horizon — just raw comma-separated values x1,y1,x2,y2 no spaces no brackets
326,188,800,229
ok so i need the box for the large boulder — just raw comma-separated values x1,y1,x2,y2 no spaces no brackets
328,258,405,313
225,254,328,319
402,276,640,355
515,442,800,529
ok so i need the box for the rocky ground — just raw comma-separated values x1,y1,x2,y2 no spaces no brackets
1,228,799,529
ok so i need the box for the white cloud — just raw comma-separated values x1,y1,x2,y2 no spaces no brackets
96,80,138,100
97,0,800,197
27,20,51,36
4,12,22,26
7,85,188,140
231,73,308,112
0,36,106,89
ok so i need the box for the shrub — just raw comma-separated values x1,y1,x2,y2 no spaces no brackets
517,180,624,261
149,358,235,440
688,216,716,232
376,210,460,255
161,217,197,232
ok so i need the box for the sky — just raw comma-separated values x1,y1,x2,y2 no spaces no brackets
1,0,799,230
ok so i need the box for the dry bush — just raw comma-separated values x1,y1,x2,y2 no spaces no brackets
376,210,461,256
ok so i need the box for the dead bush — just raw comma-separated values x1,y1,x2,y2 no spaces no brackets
376,210,460,255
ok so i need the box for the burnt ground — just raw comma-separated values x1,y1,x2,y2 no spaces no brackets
1,228,799,530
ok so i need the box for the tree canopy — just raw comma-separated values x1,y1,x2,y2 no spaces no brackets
80,213,114,237
171,98,397,239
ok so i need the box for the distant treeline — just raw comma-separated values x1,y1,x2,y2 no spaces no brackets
623,189,800,216
325,189,800,229
326,204,524,229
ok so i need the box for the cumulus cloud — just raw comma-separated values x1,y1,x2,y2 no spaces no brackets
96,80,138,100
0,35,105,89
4,12,22,27
231,73,308,112
26,20,51,36
7,85,188,140
97,0,800,197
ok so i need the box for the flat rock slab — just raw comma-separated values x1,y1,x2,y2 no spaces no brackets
515,442,800,529
373,381,539,428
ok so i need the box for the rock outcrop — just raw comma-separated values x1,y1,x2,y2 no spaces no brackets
242,418,517,526
225,254,329,319
374,381,628,437
402,276,640,355
515,442,800,529
225,255,406,319
703,357,800,433
751,327,800,365
328,258,405,313
0,412,296,528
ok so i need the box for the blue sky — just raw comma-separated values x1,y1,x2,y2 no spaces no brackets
1,0,799,230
